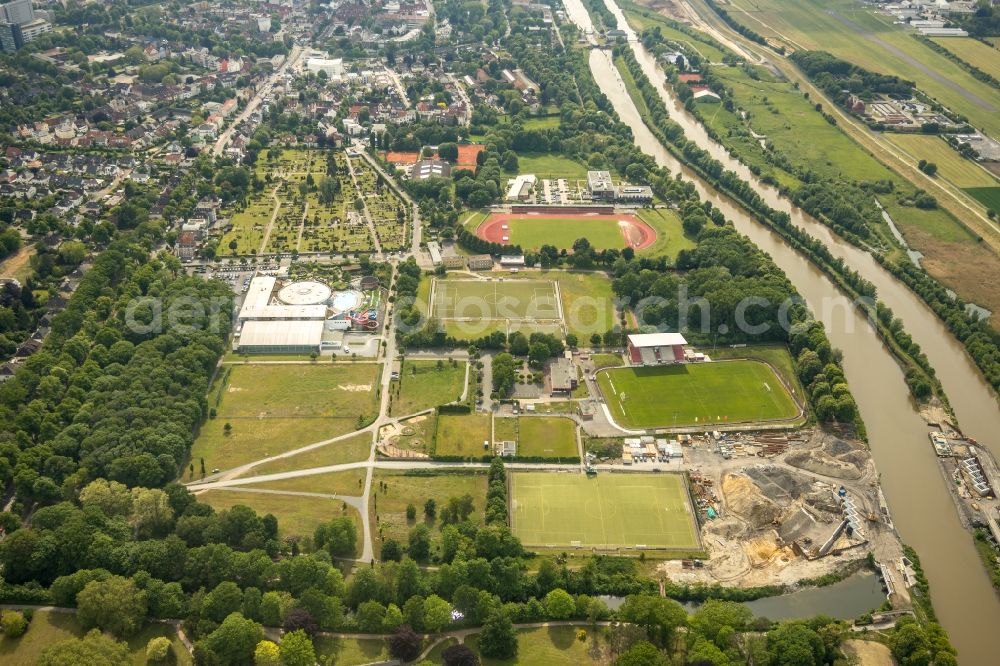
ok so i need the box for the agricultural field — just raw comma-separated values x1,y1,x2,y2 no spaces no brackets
965,187,1000,213
392,359,467,415
722,0,1000,138
637,208,697,258
597,360,800,428
198,489,362,541
434,413,493,457
369,470,488,553
931,37,1000,81
190,363,381,472
220,149,377,256
510,472,701,549
884,134,999,188
0,610,190,665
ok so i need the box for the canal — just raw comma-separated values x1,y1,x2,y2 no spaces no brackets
561,0,1000,660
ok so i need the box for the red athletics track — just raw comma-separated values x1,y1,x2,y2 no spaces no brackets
476,211,656,251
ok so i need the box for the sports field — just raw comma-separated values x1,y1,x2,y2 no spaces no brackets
430,278,561,321
510,472,700,549
597,361,799,429
476,212,655,251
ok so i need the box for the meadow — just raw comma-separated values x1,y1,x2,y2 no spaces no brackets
884,134,999,188
434,413,493,457
597,360,799,428
931,37,1000,81
393,359,467,415
637,208,697,258
510,472,700,549
198,489,362,542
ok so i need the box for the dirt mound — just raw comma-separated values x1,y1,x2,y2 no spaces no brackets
744,466,812,501
785,450,863,480
722,473,782,528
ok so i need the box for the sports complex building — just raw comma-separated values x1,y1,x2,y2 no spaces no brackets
627,333,705,365
234,276,382,354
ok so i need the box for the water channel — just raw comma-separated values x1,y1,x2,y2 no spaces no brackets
561,0,1000,660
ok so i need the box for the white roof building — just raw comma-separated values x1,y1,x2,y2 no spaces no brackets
238,276,328,321
238,319,324,352
627,333,687,348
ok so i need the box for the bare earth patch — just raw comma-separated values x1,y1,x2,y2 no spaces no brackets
842,639,897,666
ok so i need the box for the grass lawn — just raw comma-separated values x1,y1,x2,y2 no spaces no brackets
238,432,372,478
510,153,593,180
247,469,368,496
442,318,510,341
706,345,806,402
190,364,380,471
435,413,493,456
964,186,1000,212
591,353,624,369
459,209,490,231
931,37,1000,81
522,115,562,130
393,360,467,415
494,416,518,443
518,417,578,458
597,360,799,428
370,470,488,554
637,209,697,258
538,270,616,340
0,610,190,666
198,489,361,541
462,625,610,665
501,216,633,251
884,134,998,188
432,278,560,320
511,472,700,549
314,636,389,666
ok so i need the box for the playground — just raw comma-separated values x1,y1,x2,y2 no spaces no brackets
475,210,656,251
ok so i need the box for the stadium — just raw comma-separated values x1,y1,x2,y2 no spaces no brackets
475,208,656,251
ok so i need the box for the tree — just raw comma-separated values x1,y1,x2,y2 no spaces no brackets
283,608,319,636
199,613,263,666
406,503,417,521
690,599,753,646
615,641,669,666
381,538,403,562
424,498,437,519
439,142,459,162
0,610,28,637
543,588,576,620
77,576,148,638
356,600,387,632
479,610,517,659
144,637,171,664
279,630,316,666
443,643,481,666
767,622,826,666
253,640,282,666
388,624,422,661
409,523,432,560
203,581,244,623
423,594,452,633
38,629,130,666
79,479,133,517
618,595,687,647
315,516,357,557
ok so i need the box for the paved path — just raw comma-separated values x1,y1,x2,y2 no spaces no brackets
256,189,282,256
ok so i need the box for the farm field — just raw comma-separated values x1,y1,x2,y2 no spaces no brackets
931,37,1000,81
965,187,1000,213
190,363,381,471
198,489,362,541
518,416,578,457
722,0,1000,138
597,360,799,428
637,208,696,257
238,432,373,478
434,413,493,457
369,470,488,553
393,359,467,415
884,134,999,188
431,278,561,321
510,472,700,549
0,610,190,666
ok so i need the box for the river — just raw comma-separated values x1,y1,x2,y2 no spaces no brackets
561,0,1000,660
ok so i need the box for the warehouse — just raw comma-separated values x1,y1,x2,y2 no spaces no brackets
237,320,325,354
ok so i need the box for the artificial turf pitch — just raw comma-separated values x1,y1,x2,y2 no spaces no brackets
510,472,700,549
431,279,560,320
597,360,798,429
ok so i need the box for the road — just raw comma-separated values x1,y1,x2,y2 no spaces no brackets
212,45,304,158
447,72,473,126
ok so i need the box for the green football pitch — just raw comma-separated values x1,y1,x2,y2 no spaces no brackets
505,217,628,250
431,279,560,320
510,472,700,549
597,360,799,429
